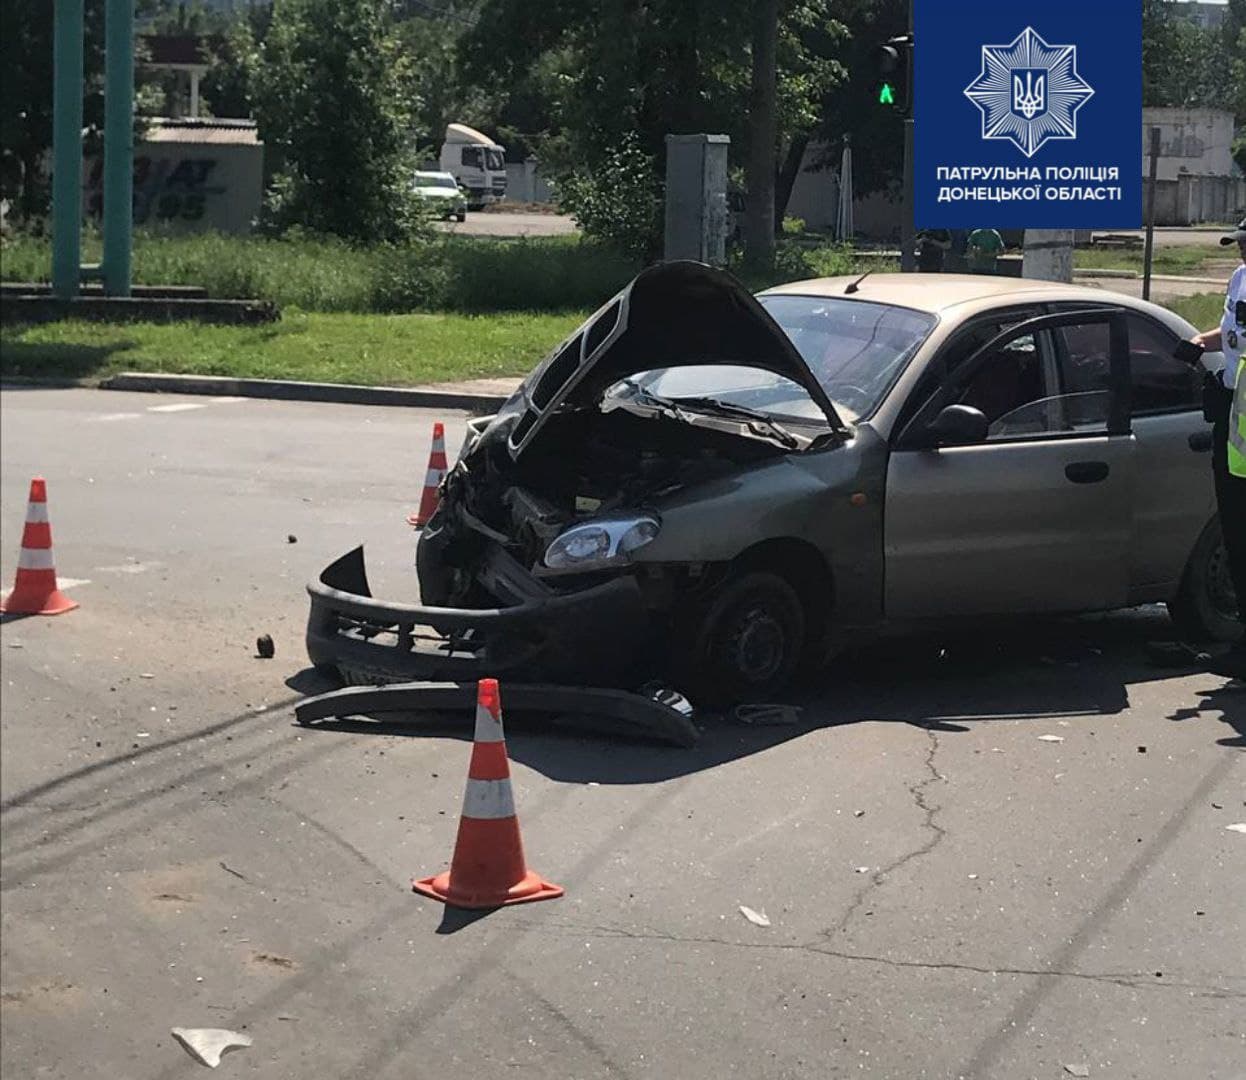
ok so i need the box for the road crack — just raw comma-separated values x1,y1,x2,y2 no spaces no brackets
832,723,948,935
522,920,1245,999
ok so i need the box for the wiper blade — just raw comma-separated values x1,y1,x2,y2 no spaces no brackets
609,383,805,450
664,396,807,448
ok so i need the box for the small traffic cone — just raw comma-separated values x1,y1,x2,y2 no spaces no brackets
413,679,563,909
1,477,78,616
407,422,448,528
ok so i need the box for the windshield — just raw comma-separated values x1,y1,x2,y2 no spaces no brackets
485,148,505,171
758,295,937,420
416,174,457,189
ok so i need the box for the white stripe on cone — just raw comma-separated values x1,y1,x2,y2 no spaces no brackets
474,702,505,743
18,548,56,570
24,503,49,524
462,777,517,820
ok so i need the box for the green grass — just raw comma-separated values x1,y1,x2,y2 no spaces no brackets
1073,244,1225,276
0,310,587,386
1165,292,1225,332
0,230,638,315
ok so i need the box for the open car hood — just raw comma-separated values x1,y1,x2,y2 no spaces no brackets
501,261,846,458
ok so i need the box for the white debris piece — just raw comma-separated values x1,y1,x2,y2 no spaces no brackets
1225,823,1246,835
1063,1065,1090,1078
1037,734,1065,743
738,905,771,928
171,1028,252,1068
855,866,871,874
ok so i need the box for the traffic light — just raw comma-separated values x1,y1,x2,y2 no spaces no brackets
873,34,913,115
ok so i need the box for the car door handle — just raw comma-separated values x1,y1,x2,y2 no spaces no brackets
1188,430,1213,453
1065,461,1110,484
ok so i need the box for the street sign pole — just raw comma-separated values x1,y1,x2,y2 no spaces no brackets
51,0,85,300
102,0,134,298
900,0,916,272
1142,125,1160,302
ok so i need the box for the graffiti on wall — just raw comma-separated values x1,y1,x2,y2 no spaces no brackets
85,155,226,224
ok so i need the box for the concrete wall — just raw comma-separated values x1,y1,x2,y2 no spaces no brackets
1142,107,1236,180
85,140,263,234
1152,173,1246,226
503,161,555,204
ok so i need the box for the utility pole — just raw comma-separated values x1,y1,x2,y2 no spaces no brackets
52,0,85,299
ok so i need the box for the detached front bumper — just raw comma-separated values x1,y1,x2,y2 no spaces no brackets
305,545,649,688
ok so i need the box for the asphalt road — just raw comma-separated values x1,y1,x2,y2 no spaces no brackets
436,210,578,237
1,388,1243,1080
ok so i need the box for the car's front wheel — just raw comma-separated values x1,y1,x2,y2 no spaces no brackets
675,571,806,707
1168,517,1242,643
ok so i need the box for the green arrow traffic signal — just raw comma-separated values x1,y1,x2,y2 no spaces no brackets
879,82,896,106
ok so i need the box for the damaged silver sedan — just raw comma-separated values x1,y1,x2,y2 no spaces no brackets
307,261,1235,709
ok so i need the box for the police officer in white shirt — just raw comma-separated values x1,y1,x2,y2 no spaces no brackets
1179,218,1246,676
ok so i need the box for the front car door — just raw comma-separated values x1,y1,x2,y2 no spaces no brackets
884,310,1136,619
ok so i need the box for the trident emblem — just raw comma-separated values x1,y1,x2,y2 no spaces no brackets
1012,70,1046,119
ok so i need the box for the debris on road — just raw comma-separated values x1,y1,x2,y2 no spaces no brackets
855,866,871,874
287,534,298,544
734,703,802,727
140,672,155,679
255,634,275,659
171,1027,252,1068
1037,734,1065,743
218,861,248,881
1137,746,1147,753
739,905,771,927
1063,1065,1090,1078
1225,823,1246,835
7,642,23,649
854,810,865,818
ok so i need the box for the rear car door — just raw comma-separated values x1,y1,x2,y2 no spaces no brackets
884,310,1136,619
1050,306,1213,599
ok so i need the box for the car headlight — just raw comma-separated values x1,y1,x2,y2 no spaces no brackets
543,516,660,571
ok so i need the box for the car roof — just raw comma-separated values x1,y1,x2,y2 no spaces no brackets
760,273,1156,316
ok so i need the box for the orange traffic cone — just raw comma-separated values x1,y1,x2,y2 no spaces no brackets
413,679,563,909
407,422,448,528
1,477,78,616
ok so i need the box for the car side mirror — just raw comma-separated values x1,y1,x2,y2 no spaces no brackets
925,404,988,447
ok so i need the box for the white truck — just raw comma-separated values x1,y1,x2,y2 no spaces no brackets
439,123,507,210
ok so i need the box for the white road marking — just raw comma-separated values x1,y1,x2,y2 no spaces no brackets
209,396,248,404
91,412,143,422
1,577,90,601
147,403,207,413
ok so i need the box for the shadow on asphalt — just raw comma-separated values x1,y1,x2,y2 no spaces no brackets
1168,683,1246,748
285,606,1244,785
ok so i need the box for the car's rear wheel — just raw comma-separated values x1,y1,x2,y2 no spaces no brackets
675,571,806,707
1168,517,1242,643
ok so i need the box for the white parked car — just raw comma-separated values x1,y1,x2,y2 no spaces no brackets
412,171,467,221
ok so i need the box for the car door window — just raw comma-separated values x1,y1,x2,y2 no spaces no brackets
895,309,1038,433
953,331,1058,440
1056,312,1199,417
1126,315,1200,414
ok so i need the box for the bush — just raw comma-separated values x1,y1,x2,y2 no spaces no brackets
554,134,661,261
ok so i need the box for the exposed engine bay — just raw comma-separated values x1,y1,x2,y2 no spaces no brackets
437,407,785,591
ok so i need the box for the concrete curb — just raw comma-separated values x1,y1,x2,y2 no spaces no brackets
99,371,509,413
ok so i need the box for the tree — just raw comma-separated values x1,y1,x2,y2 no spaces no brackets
460,0,843,259
249,0,422,242
744,0,779,268
0,0,108,221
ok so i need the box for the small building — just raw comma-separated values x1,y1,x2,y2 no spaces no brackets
1142,107,1246,225
140,34,214,119
85,118,264,234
